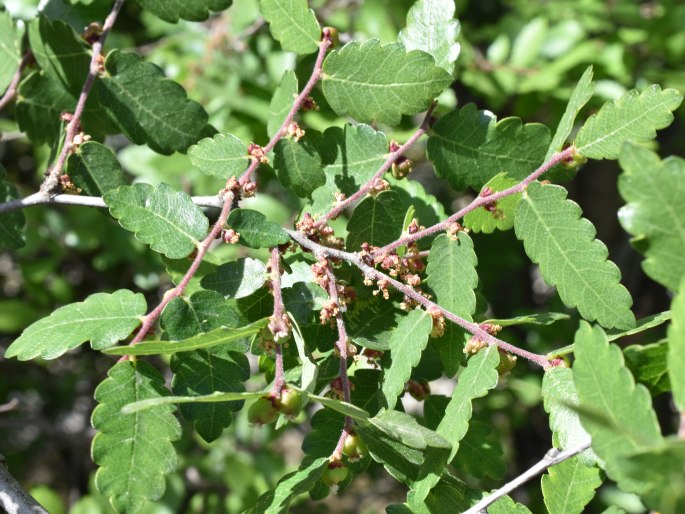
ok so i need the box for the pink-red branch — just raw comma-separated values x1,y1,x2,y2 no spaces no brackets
0,51,32,112
288,229,554,368
269,247,288,394
314,102,437,228
40,0,126,196
374,146,577,257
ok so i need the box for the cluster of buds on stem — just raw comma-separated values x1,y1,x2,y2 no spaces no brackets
428,306,446,338
480,186,504,220
221,228,240,244
248,143,269,164
301,95,319,111
333,338,358,359
360,348,383,368
268,313,291,342
327,376,354,401
369,177,390,197
464,323,503,354
82,22,103,45
285,121,305,141
59,174,81,194
296,213,343,249
389,140,413,179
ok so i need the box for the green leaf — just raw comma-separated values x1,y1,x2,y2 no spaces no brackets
273,135,325,198
66,141,126,196
606,310,672,341
668,277,685,412
573,322,663,491
616,440,685,514
0,11,22,94
122,390,267,414
4,290,146,361
624,341,670,396
509,17,547,67
201,258,268,299
542,367,597,466
0,174,25,249
575,85,683,160
425,233,478,319
103,319,266,356
188,133,249,179
268,71,298,138
322,40,452,126
381,309,433,408
484,312,570,327
515,182,634,330
305,392,370,421
104,183,209,259
411,347,499,504
427,103,551,190
618,143,685,290
171,346,249,443
489,495,534,514
398,0,461,75
463,173,521,233
160,290,241,340
99,50,209,155
452,419,505,480
542,457,603,514
135,0,232,23
259,0,321,55
246,457,328,514
545,66,594,161
92,361,181,514
282,282,327,326
28,16,90,95
227,208,290,249
346,190,405,250
308,123,388,217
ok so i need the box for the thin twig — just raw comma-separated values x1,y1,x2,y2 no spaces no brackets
461,441,592,514
314,102,437,228
287,229,553,368
40,0,126,196
0,452,49,514
0,192,223,215
374,146,576,257
269,247,288,395
0,399,19,414
0,51,32,112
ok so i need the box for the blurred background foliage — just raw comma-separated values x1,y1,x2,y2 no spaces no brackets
0,0,683,512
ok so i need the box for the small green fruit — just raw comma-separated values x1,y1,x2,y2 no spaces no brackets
247,396,279,425
277,388,304,417
342,433,367,461
322,462,349,487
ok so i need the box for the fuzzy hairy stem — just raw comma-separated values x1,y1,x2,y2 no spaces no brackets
269,247,288,394
461,441,592,514
287,229,553,368
314,101,437,228
374,146,576,256
0,51,32,112
39,0,126,197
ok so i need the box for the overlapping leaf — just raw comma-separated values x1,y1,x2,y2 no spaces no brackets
0,166,25,249
573,322,663,491
575,85,682,159
427,103,551,190
346,190,405,249
624,341,670,396
463,173,521,233
668,277,685,412
322,40,452,126
268,70,298,138
227,209,290,249
542,457,602,514
201,258,268,299
188,133,249,179
515,182,634,330
381,309,433,408
136,0,232,23
0,11,22,94
618,143,685,291
98,50,209,155
5,290,146,361
398,0,461,75
66,141,126,196
104,183,209,259
259,0,321,55
92,361,181,514
273,135,325,197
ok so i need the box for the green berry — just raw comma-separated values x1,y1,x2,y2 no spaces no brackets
247,396,279,425
321,462,349,487
342,433,367,461
277,388,304,417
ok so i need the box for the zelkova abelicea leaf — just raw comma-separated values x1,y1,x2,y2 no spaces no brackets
463,173,521,233
98,50,209,155
92,361,181,514
273,134,325,198
618,142,685,291
541,456,603,514
201,257,268,299
381,309,433,408
346,190,405,250
0,11,22,94
427,103,551,191
226,209,290,249
515,182,635,330
4,290,146,361
259,0,321,55
575,85,683,160
268,70,298,138
66,141,126,196
545,65,594,161
188,133,249,179
398,0,461,75
573,322,663,492
136,0,232,23
410,346,499,505
668,277,685,412
322,40,453,126
104,183,209,259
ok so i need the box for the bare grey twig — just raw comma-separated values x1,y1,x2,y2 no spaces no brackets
0,453,49,514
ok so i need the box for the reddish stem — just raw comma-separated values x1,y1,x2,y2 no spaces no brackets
374,146,576,257
269,247,287,394
0,51,32,112
40,0,126,196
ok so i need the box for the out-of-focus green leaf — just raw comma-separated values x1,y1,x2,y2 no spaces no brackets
668,277,685,412
259,0,321,55
136,0,232,23
0,11,22,93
